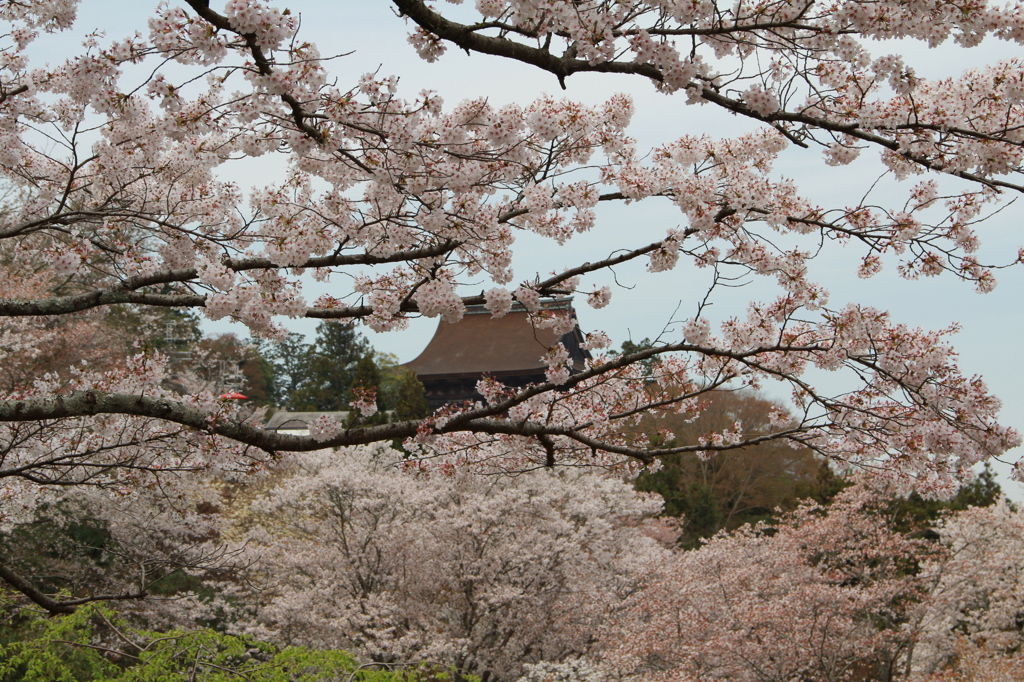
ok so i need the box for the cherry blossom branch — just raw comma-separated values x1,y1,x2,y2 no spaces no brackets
0,229,674,318
0,442,202,486
0,337,807,453
696,90,1024,193
393,0,1024,193
121,239,462,289
0,290,207,316
0,84,28,104
0,390,407,452
0,241,461,316
183,0,326,143
467,419,813,462
392,0,665,88
2,330,982,466
309,235,687,319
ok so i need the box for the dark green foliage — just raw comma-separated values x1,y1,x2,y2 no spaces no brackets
794,458,851,506
677,482,720,539
613,338,657,376
286,322,371,411
635,467,720,530
0,509,115,600
884,463,1006,539
61,522,112,567
345,354,387,426
0,603,478,682
262,333,312,407
391,369,429,421
949,463,1004,510
262,327,429,417
349,354,383,402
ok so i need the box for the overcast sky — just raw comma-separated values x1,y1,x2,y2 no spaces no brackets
47,2,1024,491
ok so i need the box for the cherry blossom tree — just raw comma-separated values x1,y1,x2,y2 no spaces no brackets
909,499,1024,678
595,483,936,681
0,247,131,393
0,0,1022,612
0,351,261,615
573,482,1024,682
222,444,666,681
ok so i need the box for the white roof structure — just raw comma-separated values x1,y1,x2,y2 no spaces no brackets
263,411,350,436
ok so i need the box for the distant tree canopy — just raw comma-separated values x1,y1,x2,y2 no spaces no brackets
286,322,372,412
259,323,427,418
634,386,1005,547
633,389,845,546
883,463,1006,539
613,337,658,376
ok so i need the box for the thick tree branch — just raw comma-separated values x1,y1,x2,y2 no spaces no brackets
0,559,152,615
0,241,461,316
0,563,76,615
0,341,824,454
0,226,680,318
392,0,1024,193
392,0,663,88
0,84,28,105
121,239,462,290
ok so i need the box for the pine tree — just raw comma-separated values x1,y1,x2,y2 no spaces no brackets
393,369,428,421
263,333,312,407
289,322,371,412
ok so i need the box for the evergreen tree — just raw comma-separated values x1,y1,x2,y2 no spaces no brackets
613,338,658,376
288,322,371,412
393,369,429,421
263,333,313,407
376,354,428,421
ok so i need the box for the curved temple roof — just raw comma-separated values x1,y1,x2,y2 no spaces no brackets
403,299,590,380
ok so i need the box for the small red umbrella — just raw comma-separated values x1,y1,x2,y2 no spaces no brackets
220,391,248,400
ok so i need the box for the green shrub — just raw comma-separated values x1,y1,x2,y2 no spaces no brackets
0,603,476,682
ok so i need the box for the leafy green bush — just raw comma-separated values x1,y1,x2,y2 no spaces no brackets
0,603,476,682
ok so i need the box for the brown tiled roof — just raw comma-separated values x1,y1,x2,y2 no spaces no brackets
404,300,589,379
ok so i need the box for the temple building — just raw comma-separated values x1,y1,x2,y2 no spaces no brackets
403,298,591,411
